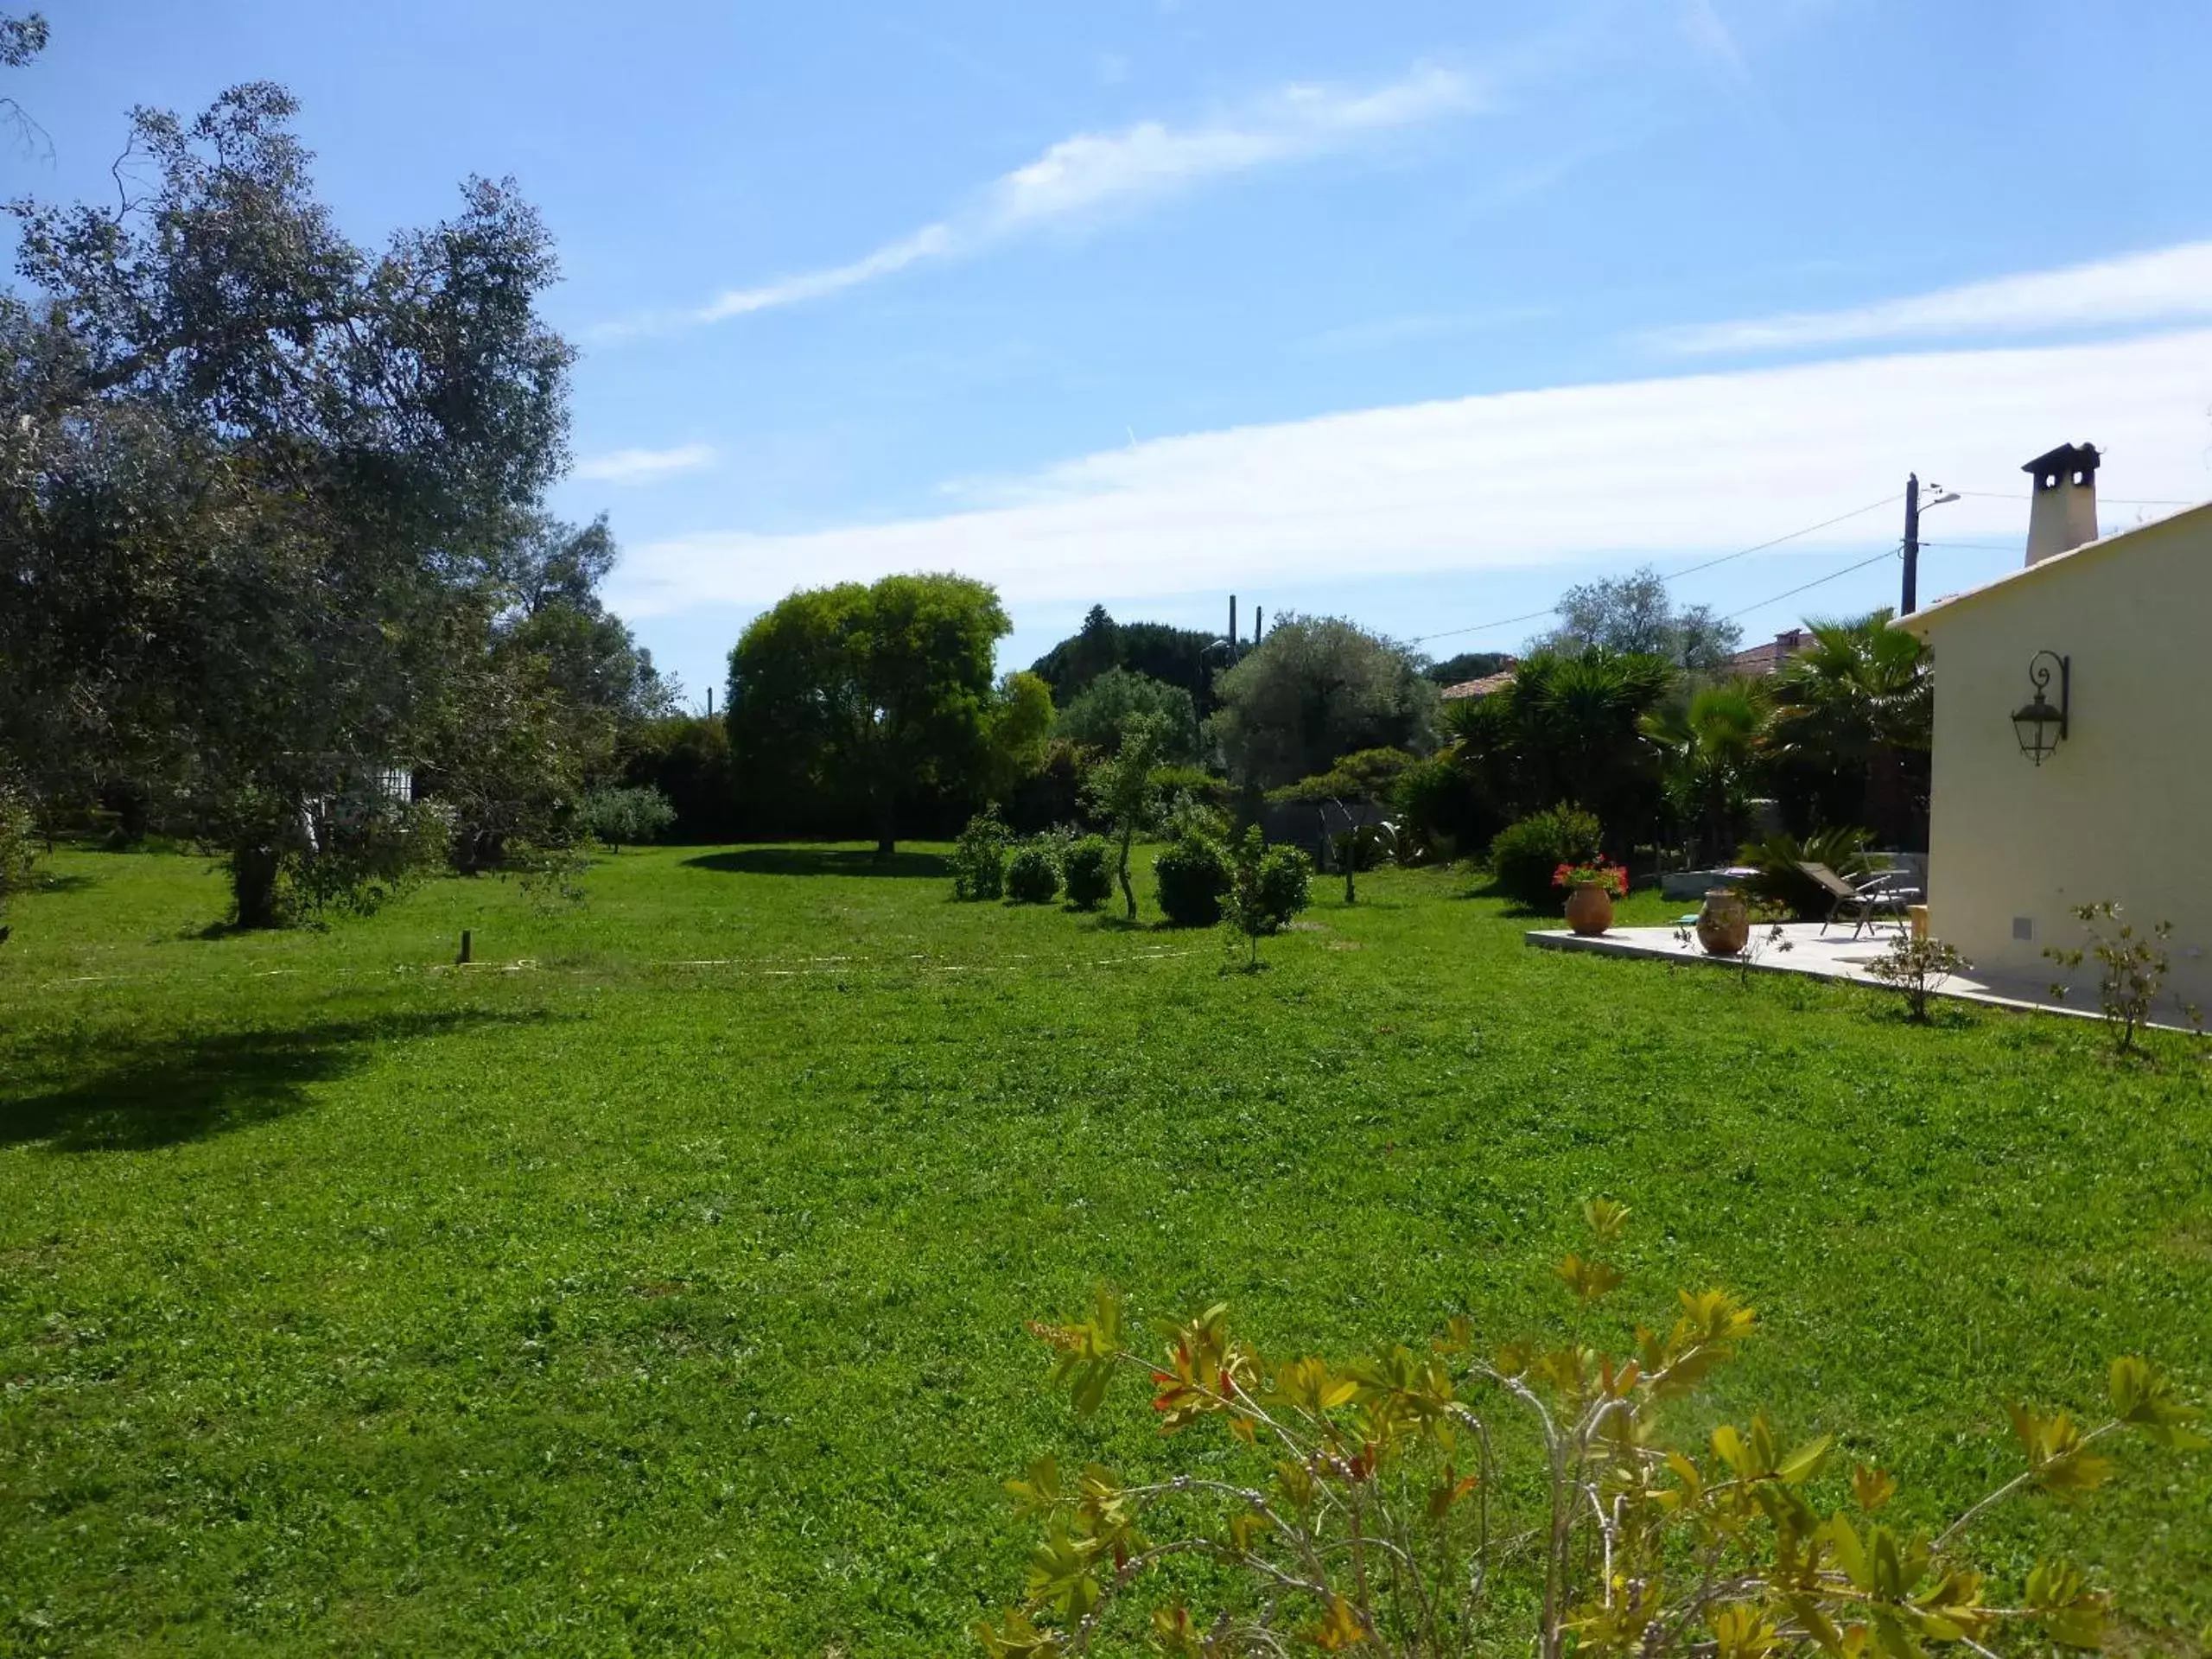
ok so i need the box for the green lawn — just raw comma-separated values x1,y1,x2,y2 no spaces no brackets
1,846,2207,1656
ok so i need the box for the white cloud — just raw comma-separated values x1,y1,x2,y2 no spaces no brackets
598,66,1478,338
606,330,2212,620
574,442,718,484
1655,241,2212,355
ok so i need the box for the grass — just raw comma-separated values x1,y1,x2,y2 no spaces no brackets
1,845,2208,1656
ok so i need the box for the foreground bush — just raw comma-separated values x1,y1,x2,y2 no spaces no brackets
1487,803,1602,906
1005,842,1061,905
1061,836,1114,910
1154,833,1230,927
951,808,1012,900
982,1202,2202,1658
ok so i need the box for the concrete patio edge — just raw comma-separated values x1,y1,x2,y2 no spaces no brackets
1523,924,2203,1034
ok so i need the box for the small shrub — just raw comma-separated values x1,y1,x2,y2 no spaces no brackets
1737,826,1872,920
572,784,677,847
1486,803,1601,906
1224,827,1311,966
950,808,1011,901
985,1201,2203,1659
1866,931,1970,1022
2045,900,2197,1053
1061,835,1113,910
1254,838,1312,932
1004,842,1060,905
1154,833,1229,927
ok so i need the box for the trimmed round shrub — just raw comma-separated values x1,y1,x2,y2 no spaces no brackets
1062,835,1114,910
1005,842,1061,905
1154,834,1230,927
1487,804,1603,907
950,809,1010,900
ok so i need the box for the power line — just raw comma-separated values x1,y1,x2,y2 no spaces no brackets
1406,492,1902,647
1722,546,1898,622
1660,492,1901,581
1957,489,2198,506
1409,604,1568,647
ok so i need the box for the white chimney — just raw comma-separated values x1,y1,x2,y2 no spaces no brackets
2023,442,2100,566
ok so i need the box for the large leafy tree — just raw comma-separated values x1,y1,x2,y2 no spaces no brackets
1208,615,1436,790
726,573,1010,855
1539,565,1742,674
1030,607,1224,717
0,83,574,925
1768,610,1931,847
1054,666,1199,760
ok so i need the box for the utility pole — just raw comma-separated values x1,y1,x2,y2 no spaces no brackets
1228,594,1238,658
1901,474,1920,616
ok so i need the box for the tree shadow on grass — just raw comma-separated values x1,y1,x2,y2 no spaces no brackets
683,847,950,880
1451,880,1554,919
0,1008,554,1154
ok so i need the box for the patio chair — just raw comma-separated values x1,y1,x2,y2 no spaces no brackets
1796,861,1922,939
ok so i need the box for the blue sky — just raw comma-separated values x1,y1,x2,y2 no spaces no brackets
15,1,2212,702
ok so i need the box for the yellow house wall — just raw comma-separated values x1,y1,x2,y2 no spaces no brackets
1913,506,2212,1017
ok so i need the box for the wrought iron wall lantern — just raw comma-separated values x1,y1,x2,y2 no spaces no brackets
2011,650,2069,766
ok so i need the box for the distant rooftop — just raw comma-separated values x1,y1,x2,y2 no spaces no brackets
1439,668,1517,701
1724,627,1813,677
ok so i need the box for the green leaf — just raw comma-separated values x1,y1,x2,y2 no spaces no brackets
1778,1433,1834,1486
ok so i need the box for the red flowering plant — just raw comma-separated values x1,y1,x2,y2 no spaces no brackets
1551,858,1628,896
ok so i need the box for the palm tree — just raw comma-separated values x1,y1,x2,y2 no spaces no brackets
1768,610,1931,847
1643,677,1770,865
1444,648,1675,856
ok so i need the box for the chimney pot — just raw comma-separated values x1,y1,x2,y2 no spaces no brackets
2022,442,2100,565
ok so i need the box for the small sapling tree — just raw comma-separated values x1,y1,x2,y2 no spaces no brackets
1865,931,1970,1022
2044,901,2197,1054
1084,713,1168,921
1223,825,1312,969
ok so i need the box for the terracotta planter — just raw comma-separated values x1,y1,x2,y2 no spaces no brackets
1563,882,1615,937
1695,888,1751,957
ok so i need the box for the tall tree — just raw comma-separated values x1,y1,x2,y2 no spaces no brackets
1054,667,1199,760
1208,615,1436,790
1029,608,1225,717
726,573,1010,855
0,83,574,925
1540,565,1742,674
0,9,48,158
